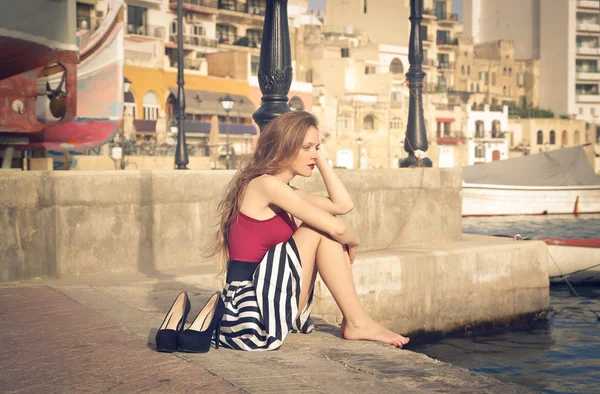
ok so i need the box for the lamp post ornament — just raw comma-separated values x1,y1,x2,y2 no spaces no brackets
174,0,189,170
402,0,432,167
220,93,235,169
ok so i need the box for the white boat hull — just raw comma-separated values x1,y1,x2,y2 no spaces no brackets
462,184,600,216
547,245,600,284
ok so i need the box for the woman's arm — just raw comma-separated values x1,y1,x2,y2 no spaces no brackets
293,156,354,215
259,175,360,246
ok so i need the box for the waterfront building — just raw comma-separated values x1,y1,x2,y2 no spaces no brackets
463,0,600,124
76,0,315,168
508,118,589,156
465,104,509,165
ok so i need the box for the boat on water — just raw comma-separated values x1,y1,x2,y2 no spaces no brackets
0,0,124,155
541,238,600,285
462,146,600,216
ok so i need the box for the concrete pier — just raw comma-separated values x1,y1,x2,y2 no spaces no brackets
0,274,532,393
0,169,549,335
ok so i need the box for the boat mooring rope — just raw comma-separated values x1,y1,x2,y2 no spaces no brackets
512,234,600,322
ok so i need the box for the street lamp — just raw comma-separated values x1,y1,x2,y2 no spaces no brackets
356,137,363,169
220,93,235,169
123,77,131,93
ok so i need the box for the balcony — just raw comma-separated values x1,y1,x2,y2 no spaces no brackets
436,132,465,144
576,90,600,102
218,34,261,48
577,22,600,32
126,24,165,39
576,46,600,55
577,0,600,10
422,9,436,19
473,131,507,140
438,62,455,70
577,68,600,80
437,38,458,49
169,0,218,14
436,12,459,23
218,1,266,17
422,34,434,44
169,33,218,48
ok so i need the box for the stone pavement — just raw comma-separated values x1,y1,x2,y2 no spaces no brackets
0,267,533,393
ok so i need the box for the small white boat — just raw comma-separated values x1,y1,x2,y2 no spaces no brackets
542,238,600,285
463,146,600,216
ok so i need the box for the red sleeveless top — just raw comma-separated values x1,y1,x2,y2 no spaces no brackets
228,208,297,263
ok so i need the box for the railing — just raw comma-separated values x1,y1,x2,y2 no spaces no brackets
438,62,454,70
474,131,508,139
218,1,266,16
436,12,459,22
577,22,600,32
577,0,600,9
126,24,165,39
436,132,466,141
218,34,260,48
576,67,600,72
173,0,219,9
170,33,218,48
423,34,434,42
437,38,458,46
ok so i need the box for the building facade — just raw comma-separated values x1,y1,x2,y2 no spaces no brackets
463,0,600,123
466,105,509,165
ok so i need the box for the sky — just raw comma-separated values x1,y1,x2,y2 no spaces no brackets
308,0,463,17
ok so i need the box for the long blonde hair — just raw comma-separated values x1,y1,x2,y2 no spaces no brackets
205,110,319,275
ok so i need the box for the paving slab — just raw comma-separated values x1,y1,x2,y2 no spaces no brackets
0,270,533,393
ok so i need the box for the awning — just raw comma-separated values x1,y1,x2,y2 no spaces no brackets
133,120,156,132
168,88,256,118
436,117,455,123
218,123,258,135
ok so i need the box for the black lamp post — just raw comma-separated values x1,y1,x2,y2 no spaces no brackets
220,93,235,169
174,0,189,170
402,0,432,167
252,0,292,130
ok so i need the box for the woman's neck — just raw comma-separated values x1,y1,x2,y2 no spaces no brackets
274,170,294,185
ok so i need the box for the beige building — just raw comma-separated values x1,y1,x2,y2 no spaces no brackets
509,118,589,156
453,38,540,109
463,0,600,123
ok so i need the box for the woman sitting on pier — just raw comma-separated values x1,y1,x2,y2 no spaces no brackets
208,110,410,351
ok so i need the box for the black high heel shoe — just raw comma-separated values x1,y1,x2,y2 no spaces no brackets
155,292,191,352
178,292,225,353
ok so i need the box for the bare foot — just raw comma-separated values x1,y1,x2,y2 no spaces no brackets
340,317,409,348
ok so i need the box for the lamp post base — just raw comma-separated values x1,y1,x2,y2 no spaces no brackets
400,154,433,168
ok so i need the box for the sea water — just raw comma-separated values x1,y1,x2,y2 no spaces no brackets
411,215,600,393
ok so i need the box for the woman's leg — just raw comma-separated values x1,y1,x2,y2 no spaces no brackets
293,223,409,348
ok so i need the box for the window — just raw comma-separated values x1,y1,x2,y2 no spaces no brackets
191,23,204,37
491,72,496,86
390,58,404,74
470,83,474,92
76,2,92,30
467,65,471,75
306,68,313,83
363,0,367,13
390,86,403,102
437,30,451,45
503,67,506,76
492,120,501,137
475,120,484,138
518,73,525,87
475,144,485,158
127,5,147,35
251,55,260,76
476,84,480,93
124,90,136,118
143,91,159,120
246,29,262,47
537,130,543,145
479,72,488,84
575,130,581,144
509,67,512,76
461,65,465,75
503,86,507,96
549,130,556,145
217,24,237,44
365,65,376,74
420,26,428,41
364,115,374,130
337,116,353,130
289,96,304,111
390,117,402,129
438,54,449,69
434,0,447,19
561,130,568,146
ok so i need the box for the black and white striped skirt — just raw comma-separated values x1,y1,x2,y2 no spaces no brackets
218,237,314,351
